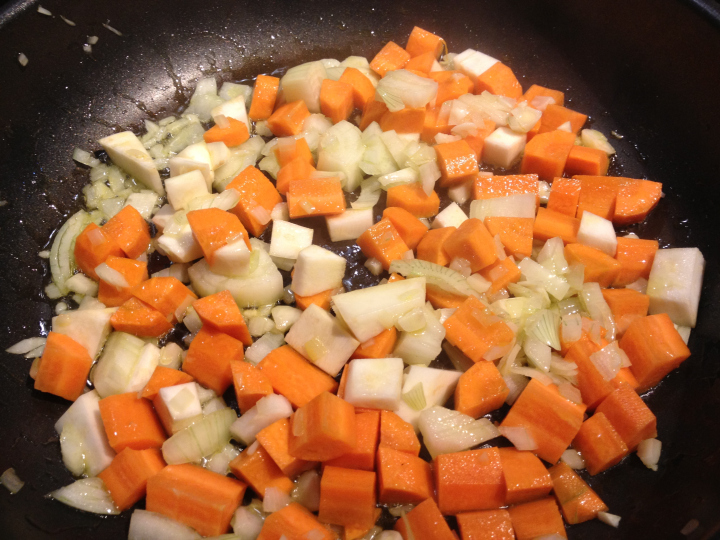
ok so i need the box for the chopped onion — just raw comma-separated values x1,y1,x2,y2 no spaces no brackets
537,237,568,275
95,262,130,289
419,160,440,195
525,309,561,351
60,15,76,26
504,373,529,405
508,102,542,133
442,342,474,372
681,519,700,536
561,449,586,469
402,382,427,411
174,294,195,323
530,95,555,111
352,178,382,209
523,336,551,372
49,477,119,515
598,512,622,528
291,469,321,512
73,148,101,167
396,308,426,332
103,21,123,36
418,406,500,458
561,313,582,344
388,504,415,517
50,210,92,295
6,337,46,355
248,316,275,337
232,506,265,540
376,70,438,112
467,273,491,294
37,5,52,15
581,129,616,155
589,341,624,381
449,257,472,278
87,35,99,45
83,43,92,54
637,438,661,471
1,468,24,494
510,366,553,385
244,332,284,365
263,486,291,513
498,426,538,451
378,167,419,189
162,408,236,464
390,259,476,298
558,382,583,404
625,278,648,294
128,509,201,540
435,133,461,144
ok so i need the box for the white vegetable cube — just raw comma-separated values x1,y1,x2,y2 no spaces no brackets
317,120,365,192
326,209,374,242
271,202,289,222
165,170,209,211
291,245,346,297
206,142,230,169
157,222,203,264
280,61,327,114
447,180,473,206
453,49,499,80
52,307,115,359
576,211,617,256
211,95,249,129
169,142,214,189
210,239,251,277
482,127,527,169
647,247,705,327
99,131,164,195
343,358,404,410
469,193,536,220
156,382,203,434
270,221,314,260
151,204,175,232
394,366,462,431
433,202,468,229
124,191,160,220
285,304,359,376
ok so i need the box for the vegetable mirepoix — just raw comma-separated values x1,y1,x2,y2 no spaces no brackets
15,23,706,540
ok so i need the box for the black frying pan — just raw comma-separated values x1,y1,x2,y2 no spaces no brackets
1,0,720,538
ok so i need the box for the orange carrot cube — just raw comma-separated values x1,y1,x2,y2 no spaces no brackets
34,332,94,401
131,276,196,324
110,297,174,338
484,217,534,259
193,289,252,346
276,157,316,196
230,442,294,498
102,205,152,260
565,145,610,177
256,418,317,478
377,445,433,505
547,177,581,216
435,139,479,187
370,41,410,77
97,447,166,511
226,165,283,237
99,392,166,452
351,327,398,360
614,177,663,225
520,130,576,180
574,175,620,220
533,207,580,244
548,462,608,524
248,74,280,121
507,497,568,539
379,410,421,456
97,256,148,307
601,288,650,336
498,448,553,504
186,207,249,266
339,67,376,110
386,183,440,218
183,326,244,395
325,410,380,471
287,177,346,218
434,448,506,514
456,509,515,540
572,412,629,475
474,62,523,99
318,466,377,529
406,26,444,58
538,104,587,134
267,100,310,137
356,218,410,271
380,107,426,134
320,79,354,124
613,236,658,287
74,223,125,281
231,360,273,414
564,243,621,287
394,498,456,540
454,360,509,418
443,218,498,272
473,174,539,201
382,206,429,250
595,382,657,451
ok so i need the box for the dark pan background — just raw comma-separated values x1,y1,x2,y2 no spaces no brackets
1,0,719,538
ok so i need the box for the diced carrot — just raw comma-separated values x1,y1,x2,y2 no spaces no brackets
287,177,346,218
388,272,405,282
474,62,523,99
203,117,250,147
379,410,421,456
256,418,316,478
434,448,505,514
99,392,166,452
394,497,456,540
430,70,475,106
320,79,354,124
131,276,197,324
267,100,310,137
405,51,435,74
187,207,249,266
288,392,356,462
456,509,515,540
521,84,565,107
344,510,382,540
318,466,377,529
276,157,316,196
564,145,609,177
97,256,148,307
359,99,389,131
231,360,273,414
601,288,650,336
140,366,194,401
274,137,314,168
102,205,152,260
248,74,280,121
325,410,380,471
377,445,433,504
386,182,440,218
533,207,580,244
463,119,497,158
611,366,640,391
258,345,338,408
507,497,568,539
416,226,456,266
33,332,93,401
547,177,581,216
443,295,515,362
499,448,554,504
294,288,335,312
406,26,444,58
146,463,246,537
97,447,166,511
500,379,585,464
455,360,509,418
370,41,411,77
520,130,576,180
620,313,691,392
110,297,174,338
613,236,658,287
574,175,620,220
564,243,621,287
257,502,335,540
443,218,498,272
226,165,283,237
479,256,521,294
572,412,629,475
435,139,479,187
183,326,244,395
473,174,538,201
538,104,587,134
484,217,534,259
564,335,613,410
595,382,657,450
425,285,466,309
230,442,294,498
351,327,398,360
380,107,427,134
74,223,125,281
421,105,453,143
193,289,252,346
548,461,607,524
357,218,410,271
382,206,429,250
614,177,663,225
339,67,376,110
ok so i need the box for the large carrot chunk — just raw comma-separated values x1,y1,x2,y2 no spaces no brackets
547,177,581,216
226,165,283,237
183,326,244,395
548,462,607,524
595,382,657,450
601,288,650,336
382,206,429,250
131,276,197,324
499,448,553,504
230,442,293,498
257,503,335,540
140,366,194,401
98,392,166,452
565,145,609,177
351,327,398,360
479,256,521,295
287,177,346,218
74,223,125,280
405,51,436,74
256,418,316,478
455,360,509,418
508,497,567,539
620,313,691,392
394,498,456,540
521,84,565,108
318,466,377,529
533,207,580,244
357,218,410,271
564,243,621,287
146,464,246,537
422,105,453,142
377,445,433,505
474,62,523,99
339,67,376,110
288,391,356,462
443,218,498,272
575,175,620,220
186,207,249,265
360,99,389,131
231,360,273,414
204,117,250,147
520,130,576,180
370,41,410,76
267,100,310,137
248,74,280,121
416,226,456,266
484,217,534,259
435,139,479,187
380,107,426,134
110,297,174,338
257,345,338,408
102,205,151,260
572,412,629,475
326,410,380,471
34,331,94,401
320,79,354,124
434,448,505,514
430,70,474,106
457,509,515,540
406,26,444,58
443,296,515,363
474,174,538,201
538,104,587,134
500,379,585,464
274,137,314,168
386,183,440,218
193,289,251,346
614,177,663,224
276,157,316,195
97,256,148,307
97,447,166,511
379,410,421,456
613,236,658,287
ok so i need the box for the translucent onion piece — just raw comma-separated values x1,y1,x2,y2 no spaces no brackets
525,309,561,351
418,406,500,458
1,468,24,494
561,313,583,344
510,366,553,385
580,282,616,341
50,210,93,295
162,408,237,464
49,477,119,515
508,102,542,133
376,70,438,112
232,506,265,540
263,486,291,513
291,469,321,513
637,438,661,471
6,337,46,355
390,259,476,298
589,341,625,381
402,382,427,411
351,178,382,209
128,509,201,540
561,449,586,470
598,512,622,528
498,426,538,451
558,382,583,404
523,336,551,372
581,129,616,155
245,332,284,365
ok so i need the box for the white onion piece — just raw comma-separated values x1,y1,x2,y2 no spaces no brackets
449,257,472,278
6,337,46,355
418,406,500,458
232,506,265,540
508,102,542,133
598,512,622,528
376,70,438,112
103,22,124,36
529,95,555,111
263,486,291,513
498,426,538,451
390,259,476,298
49,477,119,515
37,5,52,15
681,519,700,536
589,341,625,381
510,366,553,385
162,408,236,464
245,332,284,365
561,313,583,344
291,469,321,512
60,15,76,26
561,449,586,470
1,468,24,494
637,438,661,471
523,336,551,373
128,509,201,540
581,129,616,155
95,263,130,289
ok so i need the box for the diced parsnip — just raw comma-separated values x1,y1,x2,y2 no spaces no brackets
211,239,252,277
576,211,617,257
280,61,327,113
469,193,536,220
482,127,526,169
99,131,165,195
343,358,404,410
93,333,160,398
448,180,474,206
326,208,375,242
419,406,500,458
453,48,499,79
152,204,175,233
205,142,230,169
271,202,289,222
291,245,346,297
394,366,462,431
128,509,201,540
158,342,184,370
432,202,468,229
155,382,203,434
214,137,265,192
55,390,116,476
647,247,705,328
157,220,204,264
211,95,249,129
284,304,359,376
169,143,215,189
52,307,115,359
125,191,160,220
269,221,314,260
230,394,293,446
393,304,446,365
165,170,210,211
331,277,427,343
317,120,365,192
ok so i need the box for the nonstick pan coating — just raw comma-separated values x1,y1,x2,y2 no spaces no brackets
1,0,719,538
